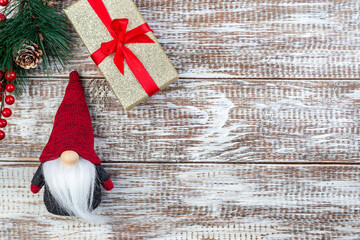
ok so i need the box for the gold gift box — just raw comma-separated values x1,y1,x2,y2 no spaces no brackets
64,0,179,110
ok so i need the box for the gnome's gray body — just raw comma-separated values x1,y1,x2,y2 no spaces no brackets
31,163,111,216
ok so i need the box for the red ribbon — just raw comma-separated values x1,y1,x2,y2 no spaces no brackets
88,0,160,96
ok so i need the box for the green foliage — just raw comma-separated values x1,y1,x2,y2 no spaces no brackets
0,0,72,94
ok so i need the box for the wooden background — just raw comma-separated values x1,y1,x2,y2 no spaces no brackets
1,0,360,239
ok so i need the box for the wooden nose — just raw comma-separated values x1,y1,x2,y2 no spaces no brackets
60,150,79,166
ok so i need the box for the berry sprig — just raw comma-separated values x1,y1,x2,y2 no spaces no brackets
0,0,8,22
0,70,16,140
1,0,15,140
0,0,72,141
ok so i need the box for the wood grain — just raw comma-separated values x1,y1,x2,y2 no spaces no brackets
33,0,360,78
1,78,360,163
1,162,360,239
2,0,360,238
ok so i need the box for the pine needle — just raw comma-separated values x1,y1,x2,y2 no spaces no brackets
0,0,72,95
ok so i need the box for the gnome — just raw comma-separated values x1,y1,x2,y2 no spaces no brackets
30,71,113,221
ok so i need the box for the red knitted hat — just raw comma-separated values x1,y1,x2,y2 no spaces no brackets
39,71,101,165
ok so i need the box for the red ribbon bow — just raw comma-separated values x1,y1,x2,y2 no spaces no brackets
89,0,160,96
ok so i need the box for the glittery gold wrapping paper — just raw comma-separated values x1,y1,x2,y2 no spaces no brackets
64,0,179,110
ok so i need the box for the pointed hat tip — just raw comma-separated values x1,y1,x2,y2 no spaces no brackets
69,71,79,81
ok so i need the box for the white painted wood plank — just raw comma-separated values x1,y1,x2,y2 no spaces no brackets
33,0,360,78
1,78,360,163
1,163,360,239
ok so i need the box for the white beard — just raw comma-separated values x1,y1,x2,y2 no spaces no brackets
43,157,105,222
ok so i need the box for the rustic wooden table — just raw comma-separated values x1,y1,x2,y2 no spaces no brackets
1,0,360,239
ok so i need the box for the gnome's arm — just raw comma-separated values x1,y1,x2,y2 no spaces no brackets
31,163,45,193
96,165,114,191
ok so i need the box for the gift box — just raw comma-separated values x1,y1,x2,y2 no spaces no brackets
64,0,179,110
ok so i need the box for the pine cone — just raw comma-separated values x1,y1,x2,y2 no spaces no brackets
46,0,57,6
14,43,44,69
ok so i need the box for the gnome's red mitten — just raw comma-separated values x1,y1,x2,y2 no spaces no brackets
31,163,44,194
102,178,114,191
31,184,42,194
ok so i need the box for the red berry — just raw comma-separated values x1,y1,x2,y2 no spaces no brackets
5,83,15,93
0,0,9,6
5,95,14,105
2,108,12,117
5,71,16,82
0,119,7,128
0,130,4,140
0,70,3,75
0,14,5,22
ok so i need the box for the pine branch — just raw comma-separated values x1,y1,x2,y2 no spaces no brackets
0,0,72,95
